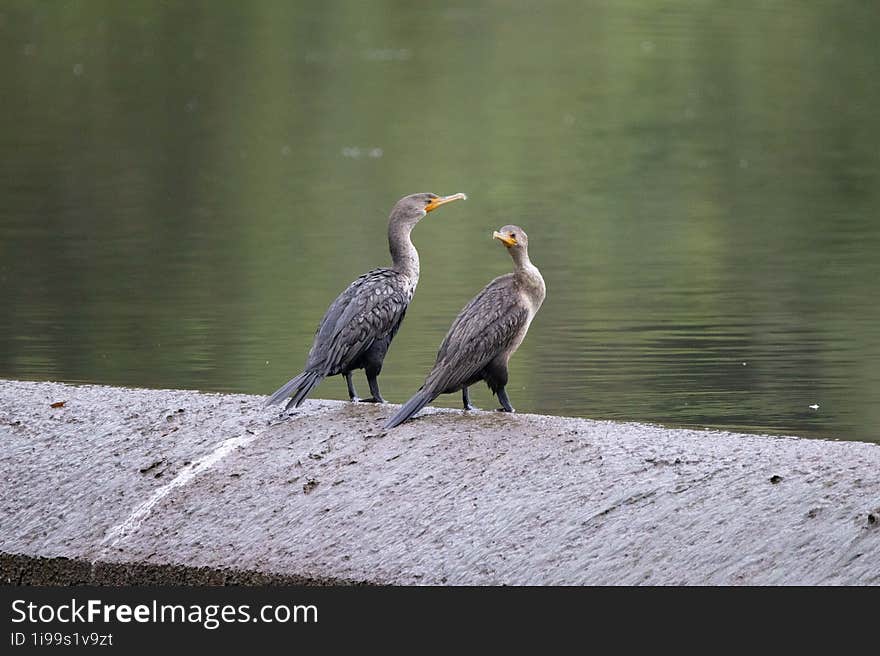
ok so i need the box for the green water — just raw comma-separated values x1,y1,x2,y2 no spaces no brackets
1,1,879,442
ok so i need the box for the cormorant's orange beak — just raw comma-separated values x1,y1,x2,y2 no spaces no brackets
493,231,517,247
425,192,467,213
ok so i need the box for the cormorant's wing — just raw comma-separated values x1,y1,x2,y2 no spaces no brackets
306,268,411,376
427,275,529,392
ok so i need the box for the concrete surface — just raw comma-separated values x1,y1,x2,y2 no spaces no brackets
1,379,878,585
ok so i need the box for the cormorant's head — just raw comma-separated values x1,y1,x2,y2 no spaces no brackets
390,192,467,224
493,225,528,251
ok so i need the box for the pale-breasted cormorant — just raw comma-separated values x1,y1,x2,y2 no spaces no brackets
266,192,467,410
384,224,545,428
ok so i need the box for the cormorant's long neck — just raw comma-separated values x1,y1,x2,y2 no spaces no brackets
389,219,419,280
512,248,546,305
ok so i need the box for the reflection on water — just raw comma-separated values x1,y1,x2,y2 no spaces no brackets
1,1,879,442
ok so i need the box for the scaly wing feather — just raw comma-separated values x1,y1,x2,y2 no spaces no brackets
306,268,412,376
426,275,529,393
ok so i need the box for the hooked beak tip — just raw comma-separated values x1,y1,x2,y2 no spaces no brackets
425,192,467,212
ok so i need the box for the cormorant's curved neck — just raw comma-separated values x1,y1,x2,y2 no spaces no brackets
389,218,419,279
511,247,545,304
510,246,532,271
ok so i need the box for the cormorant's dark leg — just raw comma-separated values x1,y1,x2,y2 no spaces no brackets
361,372,386,404
344,372,360,402
483,359,513,412
496,386,515,413
462,386,476,411
359,340,388,403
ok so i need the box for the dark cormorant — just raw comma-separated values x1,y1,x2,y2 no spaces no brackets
266,192,467,410
384,224,545,428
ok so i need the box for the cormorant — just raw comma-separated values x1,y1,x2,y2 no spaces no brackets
266,192,467,410
384,224,545,428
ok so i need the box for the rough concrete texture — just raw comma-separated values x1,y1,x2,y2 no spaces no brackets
1,379,878,585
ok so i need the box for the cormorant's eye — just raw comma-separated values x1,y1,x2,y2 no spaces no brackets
510,233,517,239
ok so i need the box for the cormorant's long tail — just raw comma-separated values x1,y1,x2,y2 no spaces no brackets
384,387,435,429
265,371,323,410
